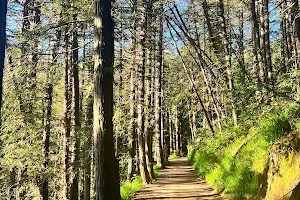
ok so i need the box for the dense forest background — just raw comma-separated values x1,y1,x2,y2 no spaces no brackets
0,0,300,199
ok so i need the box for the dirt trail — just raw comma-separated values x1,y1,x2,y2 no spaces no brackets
132,157,224,200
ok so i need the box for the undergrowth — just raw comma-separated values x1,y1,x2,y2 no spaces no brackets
121,164,161,200
188,103,300,199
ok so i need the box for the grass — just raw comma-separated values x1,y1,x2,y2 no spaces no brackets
121,175,143,200
168,152,178,160
188,103,299,199
121,164,162,200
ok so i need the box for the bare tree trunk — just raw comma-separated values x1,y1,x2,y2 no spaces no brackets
64,25,71,200
259,0,267,82
136,0,151,184
263,0,272,81
281,3,287,72
82,26,92,200
238,9,246,80
83,95,92,200
70,13,81,200
251,0,260,83
202,0,220,53
285,0,293,60
94,0,121,199
42,76,53,200
290,0,300,69
0,0,7,160
218,0,237,126
155,0,165,169
127,0,138,181
169,111,173,153
175,108,180,154
0,0,7,97
42,24,61,200
145,52,155,180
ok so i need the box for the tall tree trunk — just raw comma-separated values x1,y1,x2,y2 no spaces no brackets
169,111,173,153
260,0,267,82
290,0,300,69
165,111,170,157
251,0,260,83
71,13,81,200
263,0,272,81
0,0,7,111
285,0,293,61
64,25,71,200
42,77,53,200
136,0,151,184
155,0,165,169
218,0,237,126
238,9,246,80
94,0,121,199
30,0,40,95
127,0,138,181
145,51,155,180
202,0,219,53
281,3,287,72
41,25,61,200
82,26,92,200
83,95,93,200
174,107,179,154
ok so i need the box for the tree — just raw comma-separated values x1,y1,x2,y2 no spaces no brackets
94,0,121,199
70,12,81,200
0,0,7,109
290,0,300,69
127,0,138,181
155,0,165,169
136,0,151,184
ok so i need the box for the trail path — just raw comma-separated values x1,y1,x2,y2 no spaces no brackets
132,157,224,200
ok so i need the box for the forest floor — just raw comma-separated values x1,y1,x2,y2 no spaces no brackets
132,157,224,200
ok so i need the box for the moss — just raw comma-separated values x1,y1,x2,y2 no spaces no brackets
266,132,300,200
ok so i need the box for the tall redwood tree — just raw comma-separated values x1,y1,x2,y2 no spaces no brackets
94,0,121,199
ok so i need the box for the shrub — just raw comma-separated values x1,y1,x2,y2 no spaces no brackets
188,103,299,199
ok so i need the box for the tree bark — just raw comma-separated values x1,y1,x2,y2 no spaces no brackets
136,0,151,184
169,111,173,153
251,0,260,83
41,23,61,200
155,0,165,169
64,24,71,200
238,9,246,80
71,13,81,200
263,0,272,81
290,0,300,69
83,95,93,200
145,51,155,180
0,0,7,112
127,0,138,181
218,0,237,126
281,3,287,72
202,0,220,53
94,0,121,199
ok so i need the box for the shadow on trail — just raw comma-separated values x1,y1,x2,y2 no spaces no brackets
132,157,224,200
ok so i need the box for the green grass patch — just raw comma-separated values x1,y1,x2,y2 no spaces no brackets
169,152,178,160
188,103,299,199
121,163,163,200
121,176,143,200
